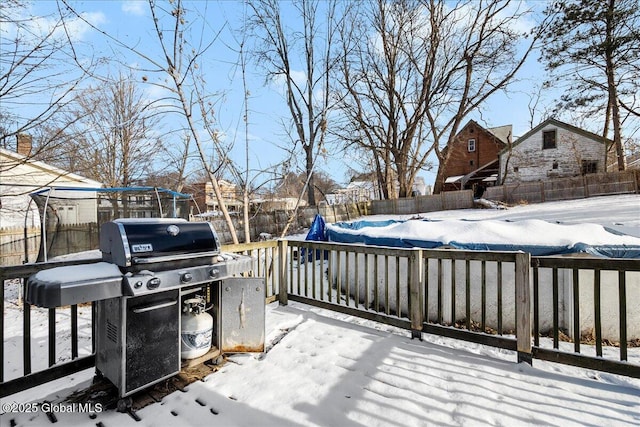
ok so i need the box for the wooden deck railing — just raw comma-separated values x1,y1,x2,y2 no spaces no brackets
2,240,639,398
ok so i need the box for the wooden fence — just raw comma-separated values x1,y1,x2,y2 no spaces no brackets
0,226,40,266
193,170,639,243
205,191,475,243
485,170,639,204
0,223,99,266
369,190,475,214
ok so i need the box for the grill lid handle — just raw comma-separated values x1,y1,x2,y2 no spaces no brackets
132,251,219,265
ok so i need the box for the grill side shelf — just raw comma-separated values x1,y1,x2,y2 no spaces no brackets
26,263,124,308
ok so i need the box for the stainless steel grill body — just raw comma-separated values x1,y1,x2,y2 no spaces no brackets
96,289,182,397
26,219,264,400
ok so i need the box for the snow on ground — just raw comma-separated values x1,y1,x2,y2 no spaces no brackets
327,217,640,248
2,302,640,426
2,194,640,426
401,194,640,237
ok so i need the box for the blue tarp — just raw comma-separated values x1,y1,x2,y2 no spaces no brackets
300,214,328,262
323,217,640,259
305,214,327,241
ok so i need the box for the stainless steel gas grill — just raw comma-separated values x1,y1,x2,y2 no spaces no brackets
26,219,265,402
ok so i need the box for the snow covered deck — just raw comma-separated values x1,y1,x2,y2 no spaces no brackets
3,302,639,426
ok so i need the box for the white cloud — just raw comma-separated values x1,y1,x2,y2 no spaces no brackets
289,69,307,88
121,1,147,17
270,69,308,97
494,1,539,36
64,12,108,41
1,6,106,44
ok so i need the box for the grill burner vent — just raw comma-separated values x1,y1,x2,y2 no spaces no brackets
107,321,118,343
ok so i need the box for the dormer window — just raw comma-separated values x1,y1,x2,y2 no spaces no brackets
543,130,557,149
468,139,476,152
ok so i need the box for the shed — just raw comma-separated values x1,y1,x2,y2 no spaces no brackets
499,118,612,185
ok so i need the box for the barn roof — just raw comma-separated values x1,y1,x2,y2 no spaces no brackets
501,118,613,155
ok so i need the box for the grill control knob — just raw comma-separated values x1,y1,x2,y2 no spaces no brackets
147,277,161,290
209,268,219,278
134,281,143,289
181,272,193,283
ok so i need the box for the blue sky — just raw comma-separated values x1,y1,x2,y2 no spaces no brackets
15,0,558,189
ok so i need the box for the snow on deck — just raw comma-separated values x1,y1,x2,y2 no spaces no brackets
3,302,639,426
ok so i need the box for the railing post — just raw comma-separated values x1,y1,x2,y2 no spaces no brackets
278,239,289,306
515,252,532,364
410,249,424,340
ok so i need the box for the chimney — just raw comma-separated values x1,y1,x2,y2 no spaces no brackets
17,133,32,156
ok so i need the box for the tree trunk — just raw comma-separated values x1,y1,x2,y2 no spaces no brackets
433,165,446,194
306,146,316,206
605,0,626,171
243,189,250,243
396,160,409,198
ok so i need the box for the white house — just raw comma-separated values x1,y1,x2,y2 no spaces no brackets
326,181,379,205
0,145,102,228
411,176,432,196
499,118,611,184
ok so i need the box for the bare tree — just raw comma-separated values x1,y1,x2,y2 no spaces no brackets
273,170,337,202
62,0,243,243
1,0,97,176
154,132,192,193
48,73,162,215
336,0,434,199
63,73,161,188
247,0,340,207
149,1,243,242
337,0,538,196
525,83,555,129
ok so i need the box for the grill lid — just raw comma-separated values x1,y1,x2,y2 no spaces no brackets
100,219,221,268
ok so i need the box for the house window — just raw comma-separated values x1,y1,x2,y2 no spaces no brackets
468,139,476,152
552,161,558,170
513,167,519,173
543,130,556,149
469,160,474,166
581,160,598,175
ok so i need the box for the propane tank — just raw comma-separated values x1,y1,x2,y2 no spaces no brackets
181,296,213,359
